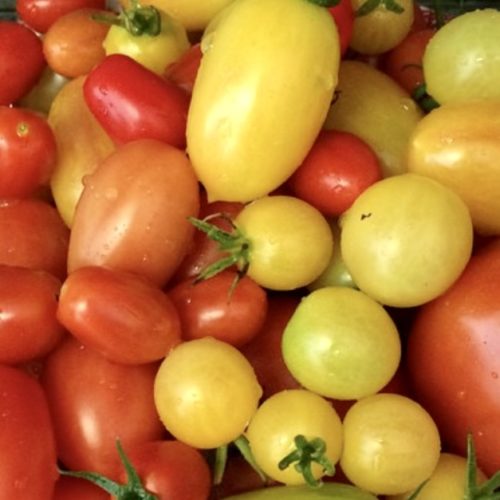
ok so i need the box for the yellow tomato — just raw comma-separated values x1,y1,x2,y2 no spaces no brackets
408,100,500,235
48,76,115,227
186,0,340,202
324,60,423,178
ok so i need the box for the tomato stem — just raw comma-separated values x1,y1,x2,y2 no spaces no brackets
278,435,335,488
213,444,229,485
233,435,268,483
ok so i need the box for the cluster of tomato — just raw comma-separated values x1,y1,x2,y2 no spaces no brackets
1,0,499,498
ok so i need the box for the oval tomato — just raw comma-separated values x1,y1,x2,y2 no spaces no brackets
67,139,200,287
406,239,500,477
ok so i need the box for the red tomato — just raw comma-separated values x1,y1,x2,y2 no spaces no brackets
0,265,65,364
83,54,190,148
0,364,58,499
41,336,165,476
0,106,57,198
0,198,70,280
57,266,182,365
53,477,109,500
16,0,106,33
328,0,355,57
0,21,46,105
67,139,200,287
168,270,268,347
164,43,203,94
407,239,500,477
287,130,382,217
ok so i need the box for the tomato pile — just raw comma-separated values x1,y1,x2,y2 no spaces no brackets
1,0,499,498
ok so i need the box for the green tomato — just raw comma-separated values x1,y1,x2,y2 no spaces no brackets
282,287,401,400
245,389,343,486
340,173,473,307
341,393,441,496
153,337,262,449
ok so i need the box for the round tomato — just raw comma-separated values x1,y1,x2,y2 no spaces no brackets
406,239,500,477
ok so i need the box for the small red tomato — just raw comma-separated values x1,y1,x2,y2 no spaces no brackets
168,270,268,347
287,130,382,217
328,0,354,57
164,43,203,94
84,54,190,148
0,21,46,105
0,106,57,197
57,266,182,365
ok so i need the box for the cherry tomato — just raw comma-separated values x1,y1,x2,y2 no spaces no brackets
0,198,70,281
0,364,59,499
287,130,382,217
406,239,500,477
0,265,65,364
83,54,190,148
0,106,57,198
41,336,165,476
164,43,202,93
328,0,354,56
67,139,200,287
57,266,182,365
0,20,46,105
168,270,268,347
42,8,110,78
16,0,106,33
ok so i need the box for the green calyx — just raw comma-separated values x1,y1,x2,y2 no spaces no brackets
59,440,158,500
356,0,404,17
92,0,161,37
278,435,335,488
305,0,341,7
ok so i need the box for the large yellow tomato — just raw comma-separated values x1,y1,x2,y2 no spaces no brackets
186,0,340,202
408,100,500,236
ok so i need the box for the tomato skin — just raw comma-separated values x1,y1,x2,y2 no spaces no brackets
57,266,182,365
53,476,109,500
0,21,46,105
0,198,70,281
407,239,500,477
16,0,107,33
83,54,190,148
67,139,200,287
0,265,65,364
164,43,203,93
328,0,354,56
168,270,268,347
0,364,59,499
0,106,57,198
287,130,382,217
41,336,165,476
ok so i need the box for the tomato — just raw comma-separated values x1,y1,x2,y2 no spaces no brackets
406,239,500,477
41,336,165,476
48,75,115,227
340,173,473,307
328,0,354,57
324,60,423,178
53,476,109,500
103,4,190,75
67,139,200,287
0,106,57,198
42,8,110,78
282,286,401,400
287,130,382,217
186,0,339,202
408,100,500,236
0,20,46,105
0,198,70,280
0,364,59,499
168,270,268,347
57,266,182,365
164,43,202,93
340,393,441,496
246,389,343,486
83,54,190,148
0,265,65,364
16,0,106,33
154,337,262,449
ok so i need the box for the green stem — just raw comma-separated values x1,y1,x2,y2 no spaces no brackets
305,0,341,7
233,435,268,484
213,444,229,486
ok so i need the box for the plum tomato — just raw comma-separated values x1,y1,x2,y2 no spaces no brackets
57,266,182,365
154,337,263,449
67,139,200,287
0,265,65,365
0,106,57,198
406,239,500,477
168,269,268,347
0,20,46,105
287,130,382,217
